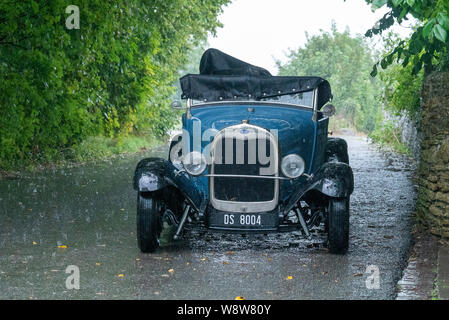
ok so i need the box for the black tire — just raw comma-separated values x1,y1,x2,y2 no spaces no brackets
137,192,163,253
327,197,349,254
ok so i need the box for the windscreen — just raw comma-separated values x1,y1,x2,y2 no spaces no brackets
260,91,314,107
191,90,314,107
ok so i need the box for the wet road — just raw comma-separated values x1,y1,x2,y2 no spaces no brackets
0,135,416,299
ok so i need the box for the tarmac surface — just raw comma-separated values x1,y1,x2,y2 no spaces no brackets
0,135,416,299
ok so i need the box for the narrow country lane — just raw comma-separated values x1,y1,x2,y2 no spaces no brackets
0,135,416,299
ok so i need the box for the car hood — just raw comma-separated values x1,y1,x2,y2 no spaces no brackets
188,104,317,173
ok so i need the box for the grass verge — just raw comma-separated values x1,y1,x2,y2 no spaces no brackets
0,132,164,177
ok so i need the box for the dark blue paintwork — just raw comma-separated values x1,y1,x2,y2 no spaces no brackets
181,103,329,204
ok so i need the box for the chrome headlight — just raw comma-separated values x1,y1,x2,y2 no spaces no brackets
182,151,207,176
281,154,305,179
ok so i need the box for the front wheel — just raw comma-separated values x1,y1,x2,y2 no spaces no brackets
137,192,163,253
327,197,349,254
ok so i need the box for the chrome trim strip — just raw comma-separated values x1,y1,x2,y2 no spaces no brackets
312,88,318,121
210,124,279,213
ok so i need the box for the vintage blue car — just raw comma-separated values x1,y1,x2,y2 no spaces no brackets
133,49,354,254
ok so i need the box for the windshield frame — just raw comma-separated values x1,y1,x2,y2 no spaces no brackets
186,88,320,121
190,89,316,109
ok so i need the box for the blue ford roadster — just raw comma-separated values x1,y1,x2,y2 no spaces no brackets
133,49,354,254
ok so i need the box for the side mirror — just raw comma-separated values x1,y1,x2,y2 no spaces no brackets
322,104,336,117
171,100,184,109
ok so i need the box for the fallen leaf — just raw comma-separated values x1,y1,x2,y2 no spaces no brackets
286,276,293,280
58,245,67,249
352,273,363,277
322,271,328,276
32,241,37,245
235,296,245,300
384,235,394,239
226,251,235,255
223,261,229,265
135,258,140,261
168,268,174,274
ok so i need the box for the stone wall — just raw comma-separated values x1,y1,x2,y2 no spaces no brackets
416,72,449,237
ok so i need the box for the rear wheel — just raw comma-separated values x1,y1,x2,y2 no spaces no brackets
327,197,349,254
137,192,163,253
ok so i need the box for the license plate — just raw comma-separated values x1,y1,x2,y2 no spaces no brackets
223,213,262,226
208,211,279,230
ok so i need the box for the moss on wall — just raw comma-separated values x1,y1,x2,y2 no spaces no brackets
416,72,449,237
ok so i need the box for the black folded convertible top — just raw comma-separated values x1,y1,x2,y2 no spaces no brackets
180,49,332,108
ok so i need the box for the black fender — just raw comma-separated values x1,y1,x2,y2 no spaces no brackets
326,137,349,164
132,157,203,211
284,162,354,213
133,158,170,192
310,162,354,198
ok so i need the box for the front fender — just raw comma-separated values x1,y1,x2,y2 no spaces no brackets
284,162,354,212
132,157,204,211
311,162,354,198
133,158,170,192
326,137,349,164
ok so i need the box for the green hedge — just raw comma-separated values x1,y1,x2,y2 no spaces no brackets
0,0,229,169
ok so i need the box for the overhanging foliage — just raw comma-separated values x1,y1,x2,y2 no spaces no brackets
0,0,229,169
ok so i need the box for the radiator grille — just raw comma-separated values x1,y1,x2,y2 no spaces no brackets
210,125,278,212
